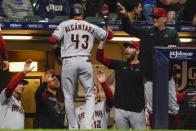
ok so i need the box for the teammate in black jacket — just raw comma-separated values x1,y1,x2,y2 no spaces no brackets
118,3,180,129
96,40,145,129
34,69,65,128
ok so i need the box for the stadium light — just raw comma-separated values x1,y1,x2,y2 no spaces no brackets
2,35,33,40
111,37,140,41
111,37,193,43
9,62,38,72
180,38,193,43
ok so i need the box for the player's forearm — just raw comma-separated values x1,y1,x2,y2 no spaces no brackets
97,41,105,49
96,49,110,66
0,33,8,60
34,82,48,101
121,17,142,37
176,91,186,104
5,72,25,98
101,82,114,107
106,30,113,40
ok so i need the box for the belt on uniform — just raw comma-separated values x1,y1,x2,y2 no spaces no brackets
62,56,91,62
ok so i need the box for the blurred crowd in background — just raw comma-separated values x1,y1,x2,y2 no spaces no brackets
0,0,195,24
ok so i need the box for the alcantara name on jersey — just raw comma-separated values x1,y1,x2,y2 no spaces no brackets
65,24,94,34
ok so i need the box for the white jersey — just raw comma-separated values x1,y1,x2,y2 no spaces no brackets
0,89,24,129
52,19,107,57
76,101,109,129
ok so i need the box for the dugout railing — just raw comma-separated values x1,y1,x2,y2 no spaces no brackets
153,47,196,129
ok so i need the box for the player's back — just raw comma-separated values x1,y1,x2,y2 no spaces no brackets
52,19,107,58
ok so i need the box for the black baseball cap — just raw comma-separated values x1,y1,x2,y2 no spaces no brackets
19,80,28,85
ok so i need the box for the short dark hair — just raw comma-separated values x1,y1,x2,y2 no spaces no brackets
124,0,141,12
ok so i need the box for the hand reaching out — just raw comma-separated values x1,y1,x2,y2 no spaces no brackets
2,60,9,71
97,70,106,83
106,26,113,33
117,3,127,17
45,74,56,83
44,69,56,83
23,59,35,74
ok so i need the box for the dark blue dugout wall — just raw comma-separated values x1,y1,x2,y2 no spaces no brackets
153,47,196,129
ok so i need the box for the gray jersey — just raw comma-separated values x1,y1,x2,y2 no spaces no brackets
0,89,24,129
76,101,109,129
144,78,179,114
52,19,107,57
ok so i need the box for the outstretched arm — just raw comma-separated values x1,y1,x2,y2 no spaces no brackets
97,71,114,108
35,70,56,101
5,59,34,98
96,41,110,66
117,3,145,38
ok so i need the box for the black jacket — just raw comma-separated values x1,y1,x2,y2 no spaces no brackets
109,60,145,112
122,18,180,80
34,82,65,128
96,49,145,112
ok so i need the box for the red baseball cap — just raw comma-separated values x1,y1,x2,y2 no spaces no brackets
123,41,140,50
151,7,167,18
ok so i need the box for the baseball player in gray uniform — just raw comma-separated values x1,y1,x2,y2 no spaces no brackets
49,3,113,129
0,60,34,129
75,71,114,129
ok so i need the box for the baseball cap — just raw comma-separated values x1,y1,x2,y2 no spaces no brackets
123,41,140,50
19,80,28,85
71,3,84,16
150,7,167,18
